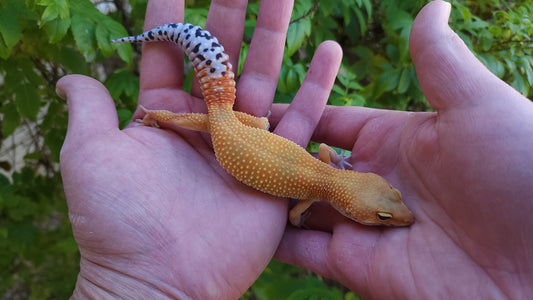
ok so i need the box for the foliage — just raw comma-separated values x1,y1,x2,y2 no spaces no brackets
0,170,78,299
241,260,359,300
0,0,532,298
449,1,533,95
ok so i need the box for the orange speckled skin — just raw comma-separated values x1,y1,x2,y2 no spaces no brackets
114,23,414,226
207,101,413,226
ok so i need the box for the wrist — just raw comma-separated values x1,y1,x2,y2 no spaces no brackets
71,258,191,300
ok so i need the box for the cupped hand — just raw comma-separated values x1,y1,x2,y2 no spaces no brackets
57,0,342,299
275,1,533,298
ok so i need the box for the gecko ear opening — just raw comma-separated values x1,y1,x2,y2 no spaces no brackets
377,212,392,220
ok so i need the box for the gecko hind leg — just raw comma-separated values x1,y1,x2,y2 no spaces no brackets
289,198,317,227
137,106,210,131
137,105,270,132
318,143,353,170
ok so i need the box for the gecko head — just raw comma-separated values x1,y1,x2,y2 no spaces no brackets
334,172,414,227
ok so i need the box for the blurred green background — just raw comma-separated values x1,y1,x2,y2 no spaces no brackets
1,0,532,298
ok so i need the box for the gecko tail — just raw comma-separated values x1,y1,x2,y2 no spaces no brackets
111,23,198,44
111,23,232,79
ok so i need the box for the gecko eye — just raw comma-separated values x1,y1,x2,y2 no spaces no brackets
377,212,392,221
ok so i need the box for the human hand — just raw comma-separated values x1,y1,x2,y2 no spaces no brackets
57,0,342,298
274,1,533,298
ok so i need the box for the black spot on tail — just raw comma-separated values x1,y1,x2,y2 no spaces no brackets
192,43,201,53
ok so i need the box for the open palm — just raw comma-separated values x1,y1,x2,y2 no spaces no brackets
275,1,533,299
58,0,343,299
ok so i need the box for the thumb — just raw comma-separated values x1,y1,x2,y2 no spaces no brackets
57,74,120,145
409,0,511,111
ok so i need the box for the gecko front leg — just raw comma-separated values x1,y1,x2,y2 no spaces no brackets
288,144,354,226
318,143,353,170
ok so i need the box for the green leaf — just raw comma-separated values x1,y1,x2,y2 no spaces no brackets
184,8,208,28
69,0,104,61
279,60,306,94
344,292,361,300
459,5,471,21
373,69,401,98
43,16,71,42
337,65,357,87
100,18,132,63
489,25,502,37
39,0,70,23
95,22,114,57
288,287,343,300
397,68,411,94
44,127,66,162
511,70,528,95
3,63,25,92
71,14,96,61
287,0,313,57
4,194,38,222
319,0,336,16
0,37,10,59
0,1,21,51
238,42,249,75
522,59,533,86
117,108,133,129
287,17,311,57
387,9,413,31
352,6,367,36
7,221,38,244
347,81,363,91
52,46,89,74
0,227,7,239
40,101,66,132
0,102,20,138
105,70,140,100
348,93,366,106
332,84,346,96
478,53,504,77
14,84,41,120
361,0,372,18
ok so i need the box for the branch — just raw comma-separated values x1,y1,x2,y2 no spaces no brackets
290,1,319,25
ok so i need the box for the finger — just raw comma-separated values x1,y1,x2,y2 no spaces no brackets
235,0,294,116
274,227,334,278
139,0,184,94
313,106,409,150
190,0,248,98
296,200,349,232
272,104,412,173
56,75,119,144
274,41,342,147
409,0,515,111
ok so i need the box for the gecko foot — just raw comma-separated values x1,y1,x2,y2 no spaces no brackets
335,149,353,170
135,105,160,128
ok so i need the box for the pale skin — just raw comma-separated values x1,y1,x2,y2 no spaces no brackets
57,0,533,299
